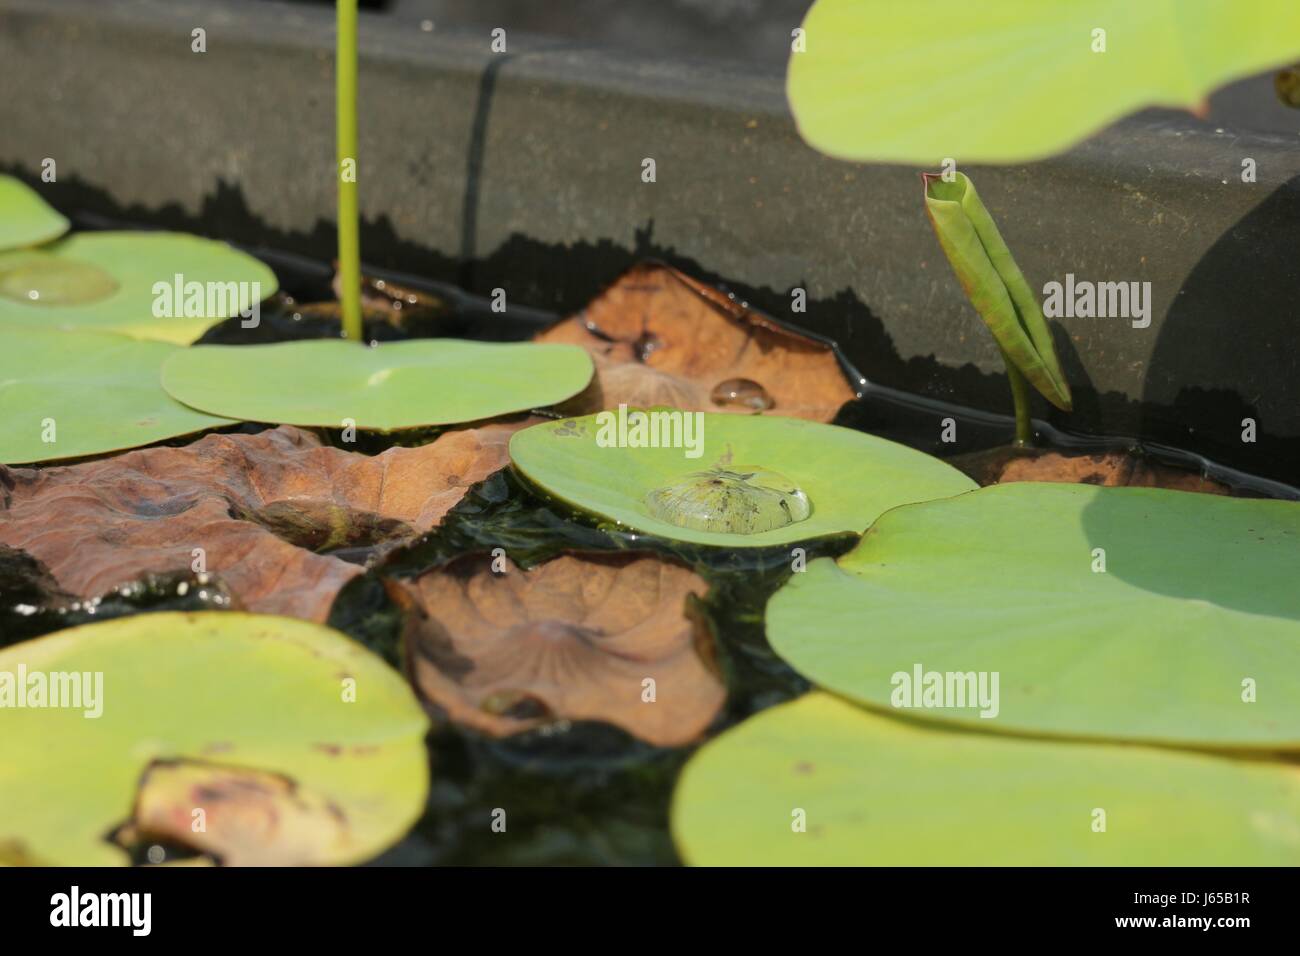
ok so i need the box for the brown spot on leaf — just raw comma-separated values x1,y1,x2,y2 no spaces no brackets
536,262,854,421
1276,65,1300,108
113,761,352,867
0,421,535,621
404,551,724,747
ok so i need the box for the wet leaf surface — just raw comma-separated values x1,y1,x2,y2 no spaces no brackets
0,421,531,621
404,551,724,747
536,263,855,421
509,411,976,548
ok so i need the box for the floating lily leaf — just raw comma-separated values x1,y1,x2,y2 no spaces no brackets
0,422,531,621
0,231,277,344
509,411,976,548
405,551,724,747
787,0,1300,163
161,339,593,431
0,611,429,866
925,173,1071,412
0,326,234,464
537,263,855,422
672,693,1300,865
0,175,69,251
767,483,1300,748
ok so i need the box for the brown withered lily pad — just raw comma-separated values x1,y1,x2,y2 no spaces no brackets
0,422,531,621
404,551,725,747
112,761,352,867
949,445,1231,495
536,262,855,421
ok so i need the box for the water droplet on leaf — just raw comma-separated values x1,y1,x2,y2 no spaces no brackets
634,330,664,362
711,377,774,411
0,255,118,305
646,466,811,534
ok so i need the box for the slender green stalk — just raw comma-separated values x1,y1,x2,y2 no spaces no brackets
337,0,362,343
1002,349,1033,445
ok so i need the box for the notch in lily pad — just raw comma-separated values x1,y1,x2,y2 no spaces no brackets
509,410,975,548
924,172,1072,444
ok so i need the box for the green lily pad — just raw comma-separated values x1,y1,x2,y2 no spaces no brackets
160,339,594,431
672,693,1300,865
0,611,429,866
0,231,278,344
0,326,234,465
787,0,1300,163
767,483,1300,748
0,175,70,251
508,411,976,547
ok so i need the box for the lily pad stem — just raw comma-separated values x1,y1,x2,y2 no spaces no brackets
337,0,362,343
1001,347,1033,445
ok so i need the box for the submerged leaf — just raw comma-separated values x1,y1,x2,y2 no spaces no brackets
0,422,530,621
787,0,1300,163
0,326,234,464
0,542,235,647
0,175,70,251
161,338,593,431
405,552,723,747
673,693,1300,865
0,612,429,866
537,263,854,421
924,173,1071,411
950,445,1231,495
509,411,976,548
767,483,1300,747
0,232,277,344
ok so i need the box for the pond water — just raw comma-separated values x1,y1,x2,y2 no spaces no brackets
5,242,1297,866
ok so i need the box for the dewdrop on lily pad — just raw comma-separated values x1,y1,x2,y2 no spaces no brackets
646,466,811,534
